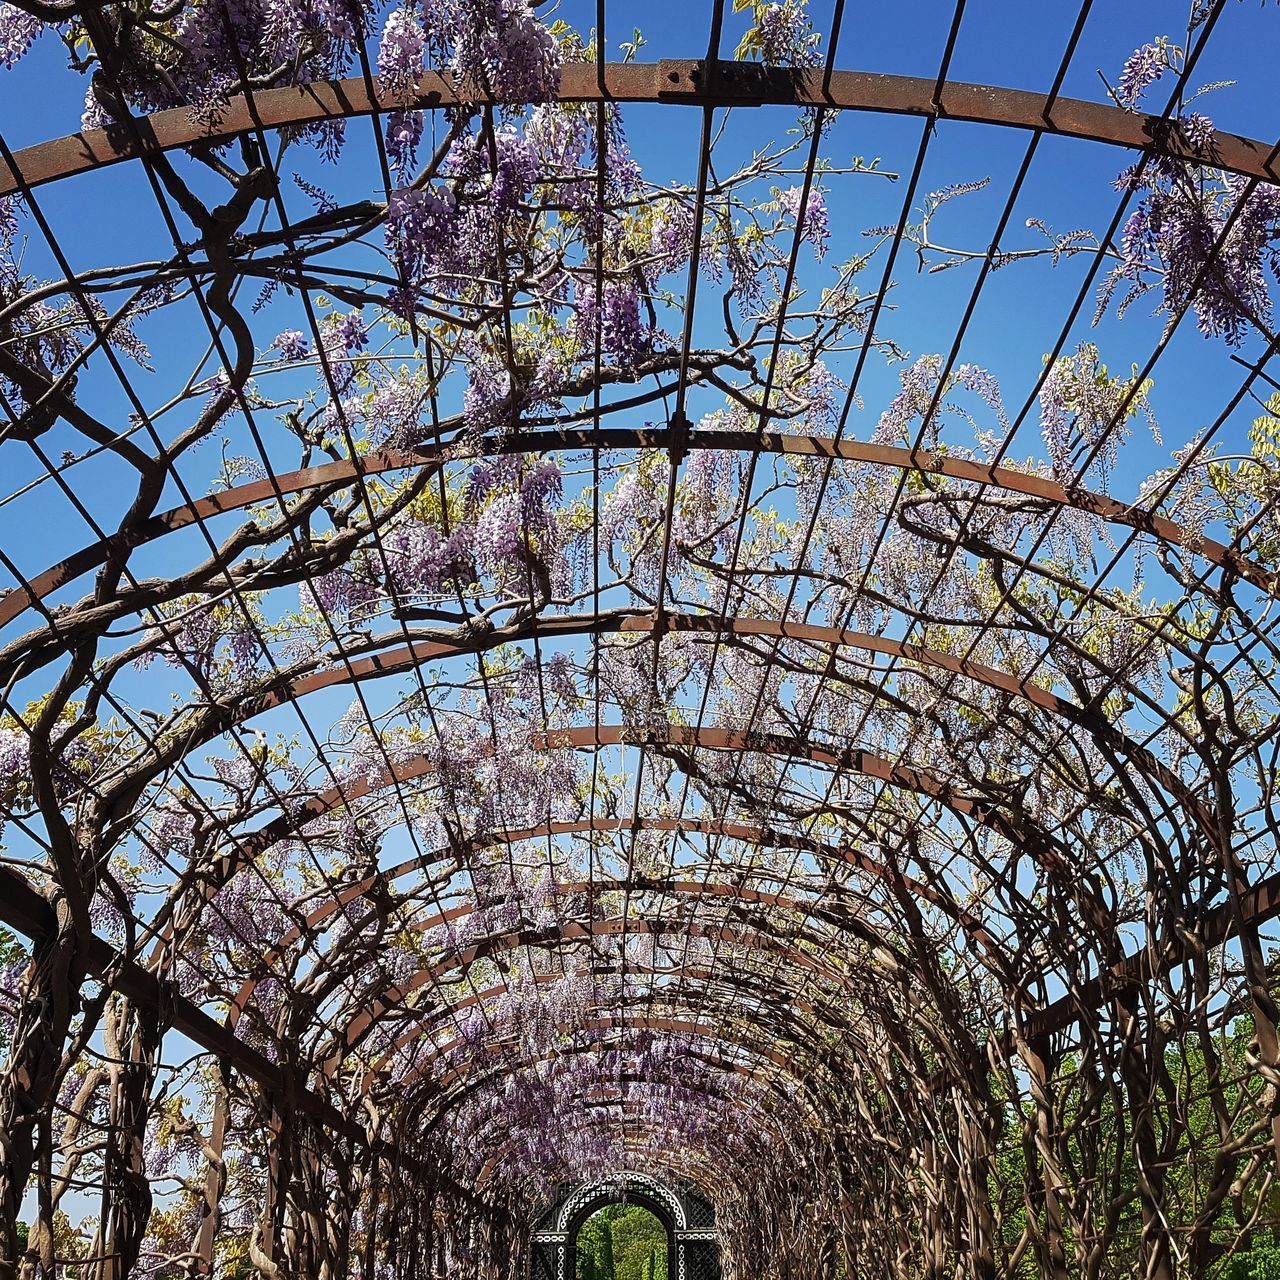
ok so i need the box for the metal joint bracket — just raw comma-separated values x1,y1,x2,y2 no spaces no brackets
656,59,810,106
667,409,692,466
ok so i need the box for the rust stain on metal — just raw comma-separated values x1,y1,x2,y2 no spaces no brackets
3,63,1276,198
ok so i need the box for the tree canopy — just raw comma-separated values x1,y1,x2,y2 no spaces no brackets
576,1205,666,1280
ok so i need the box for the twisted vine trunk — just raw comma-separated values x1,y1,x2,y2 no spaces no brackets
0,908,85,1280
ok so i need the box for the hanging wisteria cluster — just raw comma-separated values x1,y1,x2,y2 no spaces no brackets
1,0,1280,1278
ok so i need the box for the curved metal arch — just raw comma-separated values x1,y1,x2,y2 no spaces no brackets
224,814,1009,1032
294,857,1001,1094
374,983,882,1133
309,894,988,1135
129,600,1208,957
559,1175,685,1236
424,1020,821,1154
465,1003,926,1192
282,888,891,1078
478,1127,770,1200
4,64,1277,198
365,946,890,1097
321,903,894,1077
345,1004,857,1220
189,969,840,1213
6,427,1273,634
137,601,1203,983
478,1108,755,1199
227,860,988,1121
232,612,1208,835
342,896,1016,1138
475,1090,796,1194
203,721,1114,950
209,723,1081,884
368,971,800,1094
177,723,1119,1049
410,1003,893,1167
385,972,820,1089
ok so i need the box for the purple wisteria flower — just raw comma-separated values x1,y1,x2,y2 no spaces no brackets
377,6,426,99
0,724,29,816
0,2,40,69
1182,111,1215,151
462,346,513,434
1115,39,1169,110
647,195,694,282
384,518,448,594
273,329,310,361
448,0,561,102
1106,151,1280,346
1038,342,1148,483
301,561,380,617
573,281,648,367
758,1,822,68
472,491,526,571
778,185,830,258
385,108,425,178
386,184,457,277
335,310,369,353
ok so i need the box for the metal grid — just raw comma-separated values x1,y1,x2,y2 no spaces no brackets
0,0,1277,1276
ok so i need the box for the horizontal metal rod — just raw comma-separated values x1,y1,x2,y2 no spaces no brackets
2,61,1275,198
5,426,1271,635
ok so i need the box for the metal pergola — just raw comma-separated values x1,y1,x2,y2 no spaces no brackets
0,1,1279,1277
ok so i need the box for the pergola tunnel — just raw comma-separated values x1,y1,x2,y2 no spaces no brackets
0,0,1279,1277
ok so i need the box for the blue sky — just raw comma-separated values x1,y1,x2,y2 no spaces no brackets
3,0,1277,533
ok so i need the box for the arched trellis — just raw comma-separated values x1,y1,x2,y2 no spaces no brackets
0,709,1262,1193
8,827,1277,1156
3,64,1277,199
135,604,1213,841
373,986,958,1149
153,706,1126,1162
197,719,1101,885
2,10,1280,1278
220,814,1007,1028
5,427,1276,634
111,597,1221,1014
242,874,992,1105
177,834,1269,1264
181,716,1155,1022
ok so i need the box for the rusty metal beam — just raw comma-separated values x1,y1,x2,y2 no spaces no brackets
226,812,997,1023
3,63,1276,199
4,426,1273,633
381,977,811,1094
231,613,1205,839
7,844,1280,1130
330,909,853,1070
1020,869,1280,1043
214,723,1046,915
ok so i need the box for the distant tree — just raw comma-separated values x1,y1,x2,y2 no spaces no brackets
607,1206,668,1280
576,1213,616,1280
1230,1242,1280,1280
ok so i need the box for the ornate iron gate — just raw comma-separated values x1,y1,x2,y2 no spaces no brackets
529,1174,721,1280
